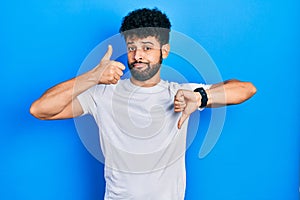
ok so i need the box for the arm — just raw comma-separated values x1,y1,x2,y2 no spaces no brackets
206,79,257,107
174,79,257,128
30,45,125,120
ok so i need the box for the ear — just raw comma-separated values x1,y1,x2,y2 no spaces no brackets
161,44,170,59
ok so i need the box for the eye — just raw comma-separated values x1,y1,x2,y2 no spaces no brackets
144,46,152,51
128,47,136,52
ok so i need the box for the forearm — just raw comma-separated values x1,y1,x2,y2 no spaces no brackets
30,70,98,119
206,79,256,107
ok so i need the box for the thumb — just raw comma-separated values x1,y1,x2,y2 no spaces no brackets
178,113,188,129
102,45,113,61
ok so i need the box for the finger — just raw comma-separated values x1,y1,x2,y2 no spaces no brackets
114,67,124,77
109,61,126,71
113,61,126,71
175,90,185,102
174,105,185,112
110,80,118,84
174,98,184,104
174,108,184,112
113,74,120,81
178,113,188,129
102,45,113,61
174,100,186,106
174,105,181,112
109,76,119,84
174,100,186,110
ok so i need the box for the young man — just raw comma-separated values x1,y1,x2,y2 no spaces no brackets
30,8,256,200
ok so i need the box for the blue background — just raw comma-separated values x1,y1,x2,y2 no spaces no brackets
0,0,299,199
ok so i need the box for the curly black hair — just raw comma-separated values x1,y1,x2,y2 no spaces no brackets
119,8,171,45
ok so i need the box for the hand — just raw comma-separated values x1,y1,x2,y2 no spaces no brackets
174,89,201,129
92,45,126,84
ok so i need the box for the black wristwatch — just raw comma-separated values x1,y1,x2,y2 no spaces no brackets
194,87,208,108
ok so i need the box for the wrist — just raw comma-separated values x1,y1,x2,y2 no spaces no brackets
206,89,212,106
88,67,103,85
194,92,202,107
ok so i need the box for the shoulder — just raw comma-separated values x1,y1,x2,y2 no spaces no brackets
161,80,211,92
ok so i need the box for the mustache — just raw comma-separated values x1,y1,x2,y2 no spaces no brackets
130,61,149,65
128,61,149,69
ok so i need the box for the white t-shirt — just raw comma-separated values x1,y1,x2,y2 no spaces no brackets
77,79,210,200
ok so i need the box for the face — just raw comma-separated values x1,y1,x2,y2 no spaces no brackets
126,36,169,82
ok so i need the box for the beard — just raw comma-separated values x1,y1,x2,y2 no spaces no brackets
128,52,163,82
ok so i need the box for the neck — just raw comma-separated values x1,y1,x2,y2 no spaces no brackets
130,71,161,87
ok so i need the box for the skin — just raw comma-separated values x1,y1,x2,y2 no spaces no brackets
30,36,257,129
126,36,170,86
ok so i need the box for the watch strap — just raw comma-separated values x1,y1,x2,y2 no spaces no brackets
194,87,208,108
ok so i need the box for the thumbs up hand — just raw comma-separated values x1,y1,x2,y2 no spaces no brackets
92,45,126,84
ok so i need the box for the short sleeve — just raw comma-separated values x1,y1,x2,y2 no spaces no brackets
179,83,211,91
77,86,97,116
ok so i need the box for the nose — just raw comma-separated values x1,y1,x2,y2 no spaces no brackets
134,48,144,61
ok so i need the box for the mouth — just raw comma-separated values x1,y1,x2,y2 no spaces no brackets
132,62,148,70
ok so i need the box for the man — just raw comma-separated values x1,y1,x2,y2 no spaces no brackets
30,8,256,200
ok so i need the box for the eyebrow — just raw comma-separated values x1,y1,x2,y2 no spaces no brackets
141,41,154,45
126,41,155,45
